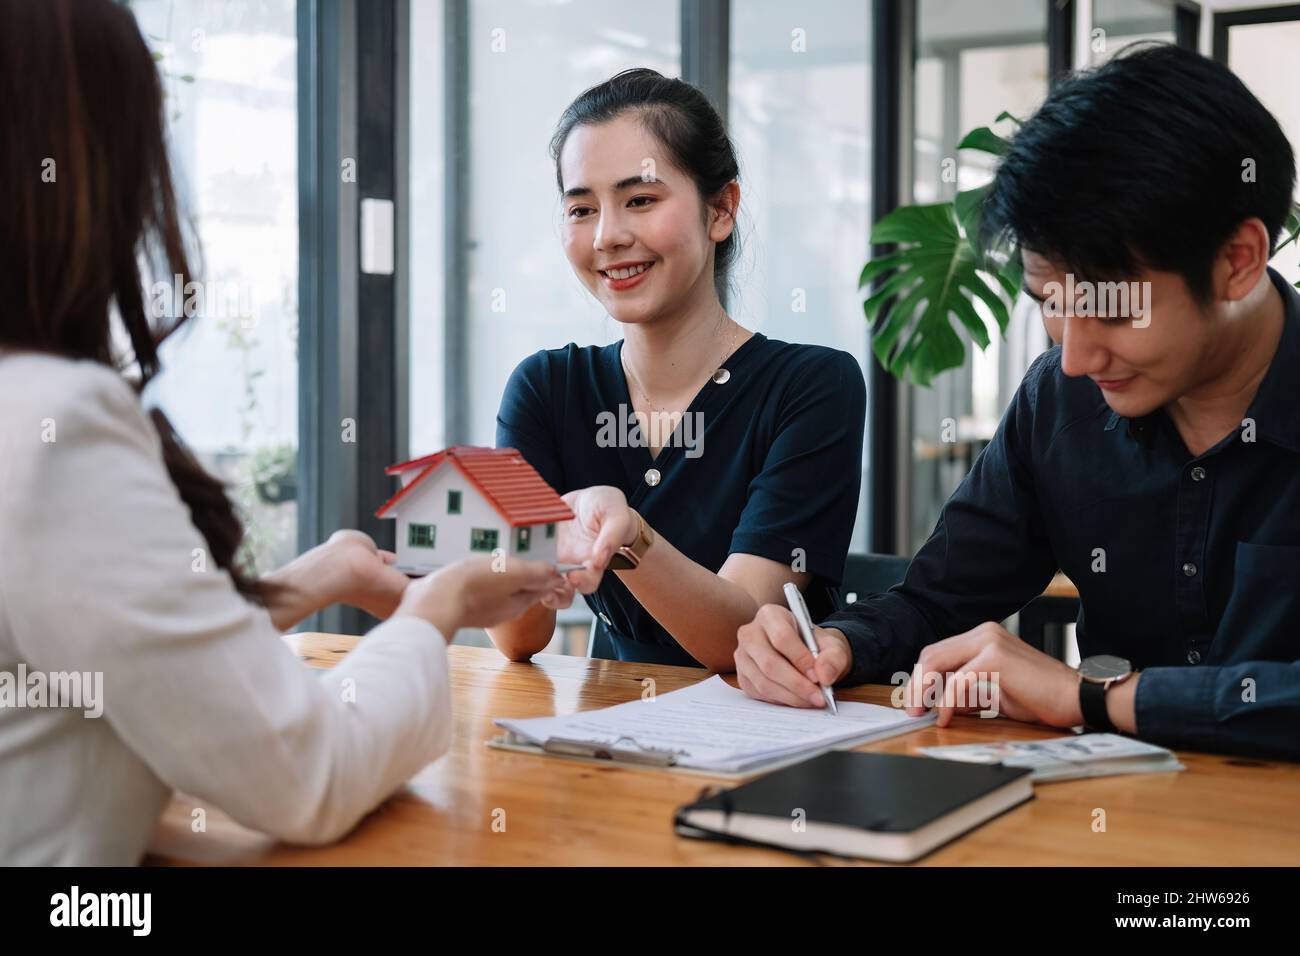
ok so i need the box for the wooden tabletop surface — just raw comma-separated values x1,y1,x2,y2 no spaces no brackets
147,635,1300,866
1043,572,1080,600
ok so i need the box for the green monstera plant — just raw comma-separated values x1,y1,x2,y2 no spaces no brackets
862,113,1300,386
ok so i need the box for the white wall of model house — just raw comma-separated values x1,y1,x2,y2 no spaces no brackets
391,465,559,572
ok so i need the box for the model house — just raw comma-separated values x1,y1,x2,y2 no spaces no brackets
375,446,573,574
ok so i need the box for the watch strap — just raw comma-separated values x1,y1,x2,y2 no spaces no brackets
1079,677,1116,732
608,510,652,570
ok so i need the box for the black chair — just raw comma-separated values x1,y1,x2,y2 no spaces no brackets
1018,593,1080,659
836,552,1078,661
837,552,912,607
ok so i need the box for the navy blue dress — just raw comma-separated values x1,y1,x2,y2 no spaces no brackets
495,332,866,667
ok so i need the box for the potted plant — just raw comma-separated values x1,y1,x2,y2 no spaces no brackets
862,113,1300,386
251,442,297,505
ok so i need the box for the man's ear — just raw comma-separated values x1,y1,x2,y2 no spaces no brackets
1214,217,1272,303
708,181,740,243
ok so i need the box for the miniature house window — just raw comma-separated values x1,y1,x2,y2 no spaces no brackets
409,523,436,548
470,528,498,552
447,490,462,514
545,523,556,539
516,527,531,552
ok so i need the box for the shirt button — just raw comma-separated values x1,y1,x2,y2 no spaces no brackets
1186,649,1202,665
1182,562,1198,577
1190,466,1206,481
712,368,731,384
644,468,661,487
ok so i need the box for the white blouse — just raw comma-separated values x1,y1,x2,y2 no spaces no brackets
0,353,452,864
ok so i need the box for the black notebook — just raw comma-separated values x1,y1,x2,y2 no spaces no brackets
674,750,1033,862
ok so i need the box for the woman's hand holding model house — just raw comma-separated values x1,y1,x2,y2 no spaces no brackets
539,486,637,610
394,556,566,642
264,529,565,641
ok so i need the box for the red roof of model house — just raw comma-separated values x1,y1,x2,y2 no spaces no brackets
375,446,574,527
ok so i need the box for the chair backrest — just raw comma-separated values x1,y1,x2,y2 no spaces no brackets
838,552,912,607
836,553,1078,662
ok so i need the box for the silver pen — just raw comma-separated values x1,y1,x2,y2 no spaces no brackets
783,581,838,715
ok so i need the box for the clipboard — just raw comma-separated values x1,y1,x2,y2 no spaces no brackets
486,713,936,780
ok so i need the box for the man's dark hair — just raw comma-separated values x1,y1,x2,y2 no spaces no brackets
982,42,1296,302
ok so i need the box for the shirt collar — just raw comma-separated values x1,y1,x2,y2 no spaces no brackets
1106,267,1300,453
1241,267,1300,452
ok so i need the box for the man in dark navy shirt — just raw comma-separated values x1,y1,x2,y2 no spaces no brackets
735,45,1300,761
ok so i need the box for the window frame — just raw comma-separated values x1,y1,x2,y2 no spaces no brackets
1213,3,1300,63
470,527,499,552
408,522,436,548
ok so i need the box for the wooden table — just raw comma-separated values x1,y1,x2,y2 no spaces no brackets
148,637,1300,866
1044,572,1079,600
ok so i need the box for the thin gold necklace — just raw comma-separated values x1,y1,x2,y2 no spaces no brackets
622,316,740,412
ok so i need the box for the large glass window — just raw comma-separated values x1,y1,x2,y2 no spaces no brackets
1223,15,1300,287
1091,0,1178,64
131,0,300,574
908,0,1049,553
408,0,447,459
729,0,873,551
409,0,680,457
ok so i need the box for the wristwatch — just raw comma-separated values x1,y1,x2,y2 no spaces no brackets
607,509,654,570
1077,654,1133,732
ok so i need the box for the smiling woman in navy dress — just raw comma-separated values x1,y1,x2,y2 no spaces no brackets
491,69,865,680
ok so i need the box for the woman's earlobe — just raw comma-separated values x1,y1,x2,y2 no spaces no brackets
710,205,737,241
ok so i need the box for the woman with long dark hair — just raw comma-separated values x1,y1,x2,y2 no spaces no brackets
0,0,562,865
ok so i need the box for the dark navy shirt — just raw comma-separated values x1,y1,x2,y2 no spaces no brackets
496,332,866,667
824,268,1300,761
